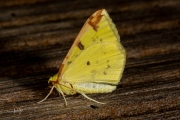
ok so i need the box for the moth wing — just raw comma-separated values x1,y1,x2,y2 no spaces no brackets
60,9,126,85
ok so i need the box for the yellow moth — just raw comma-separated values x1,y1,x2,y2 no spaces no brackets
39,9,126,106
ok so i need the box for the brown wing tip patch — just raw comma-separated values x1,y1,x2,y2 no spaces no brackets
88,9,103,31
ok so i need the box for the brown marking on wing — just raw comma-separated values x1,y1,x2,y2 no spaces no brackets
87,61,90,65
107,65,110,69
77,41,84,50
65,56,69,59
67,61,72,64
70,83,73,88
57,64,64,80
88,9,103,31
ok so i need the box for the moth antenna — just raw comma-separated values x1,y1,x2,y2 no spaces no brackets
38,86,55,103
78,91,105,104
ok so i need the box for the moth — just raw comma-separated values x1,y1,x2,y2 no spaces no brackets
39,9,126,106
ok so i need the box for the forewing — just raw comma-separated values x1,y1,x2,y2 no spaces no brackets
59,9,126,85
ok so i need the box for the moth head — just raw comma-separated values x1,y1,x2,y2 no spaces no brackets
48,73,58,85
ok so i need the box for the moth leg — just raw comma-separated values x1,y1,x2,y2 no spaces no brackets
38,86,55,103
57,88,68,106
78,91,105,104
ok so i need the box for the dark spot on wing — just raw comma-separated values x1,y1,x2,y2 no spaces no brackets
91,70,96,73
75,54,79,58
103,71,107,75
87,61,90,65
70,83,73,88
78,42,84,50
67,61,72,64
